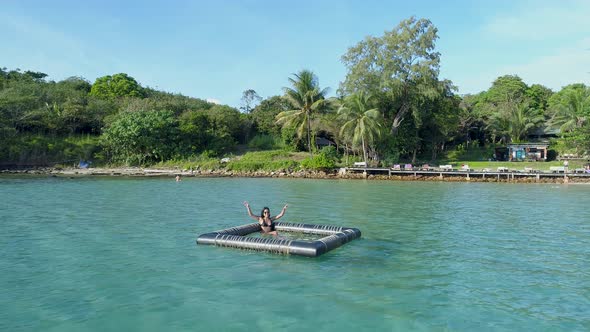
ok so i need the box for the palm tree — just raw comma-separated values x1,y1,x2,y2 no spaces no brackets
276,70,329,156
484,99,543,144
485,112,509,144
550,88,590,133
338,92,383,164
508,103,545,143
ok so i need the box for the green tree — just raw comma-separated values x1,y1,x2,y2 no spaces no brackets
563,124,590,155
178,110,212,154
338,92,383,164
86,97,118,133
420,90,461,160
203,105,246,153
507,103,545,143
484,101,543,144
45,77,95,134
100,110,178,165
478,75,546,144
313,99,345,152
240,89,262,113
548,84,590,134
485,75,528,105
90,73,145,99
142,88,212,114
0,75,46,133
457,93,485,147
250,95,291,136
23,71,48,82
340,16,441,135
526,84,553,114
276,70,329,156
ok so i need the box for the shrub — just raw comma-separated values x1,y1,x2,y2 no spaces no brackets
226,160,298,172
0,134,101,166
100,110,178,165
225,150,298,172
319,145,340,162
247,134,281,150
238,150,290,162
300,153,335,171
154,151,221,170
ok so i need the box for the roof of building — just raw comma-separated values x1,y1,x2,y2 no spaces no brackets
530,126,560,136
507,142,549,148
315,137,335,146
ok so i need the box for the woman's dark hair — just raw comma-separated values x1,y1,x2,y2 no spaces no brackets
260,207,270,218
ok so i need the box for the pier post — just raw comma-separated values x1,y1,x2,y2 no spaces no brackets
439,172,443,180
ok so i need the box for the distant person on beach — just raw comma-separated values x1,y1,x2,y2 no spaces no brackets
243,201,288,236
175,175,181,182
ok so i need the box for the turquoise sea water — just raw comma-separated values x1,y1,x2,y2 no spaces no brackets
1,176,589,331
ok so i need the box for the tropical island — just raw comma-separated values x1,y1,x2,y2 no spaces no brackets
2,17,589,182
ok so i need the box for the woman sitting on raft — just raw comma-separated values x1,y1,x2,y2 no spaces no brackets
243,201,288,236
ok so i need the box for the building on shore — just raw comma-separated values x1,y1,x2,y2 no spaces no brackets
505,143,549,161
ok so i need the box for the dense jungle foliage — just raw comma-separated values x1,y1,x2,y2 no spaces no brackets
1,17,589,169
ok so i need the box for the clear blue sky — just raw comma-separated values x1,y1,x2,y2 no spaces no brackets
2,0,589,107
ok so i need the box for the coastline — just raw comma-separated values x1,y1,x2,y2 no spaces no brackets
1,166,588,184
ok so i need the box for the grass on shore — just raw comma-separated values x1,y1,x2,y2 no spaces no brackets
95,147,590,173
152,150,310,172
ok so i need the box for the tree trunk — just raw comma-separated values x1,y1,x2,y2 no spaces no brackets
307,115,313,157
344,144,349,165
361,135,368,165
431,140,438,161
390,102,410,136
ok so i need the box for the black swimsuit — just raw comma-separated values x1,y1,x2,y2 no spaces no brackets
261,220,275,232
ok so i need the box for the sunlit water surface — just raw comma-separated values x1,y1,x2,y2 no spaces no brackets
1,176,589,331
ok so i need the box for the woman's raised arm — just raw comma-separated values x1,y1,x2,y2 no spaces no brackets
243,201,260,221
272,204,288,221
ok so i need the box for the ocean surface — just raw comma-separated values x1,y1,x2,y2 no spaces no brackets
1,176,589,331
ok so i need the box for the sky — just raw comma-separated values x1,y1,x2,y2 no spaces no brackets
2,0,589,108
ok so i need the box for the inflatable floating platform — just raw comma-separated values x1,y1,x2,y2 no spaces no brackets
196,222,361,257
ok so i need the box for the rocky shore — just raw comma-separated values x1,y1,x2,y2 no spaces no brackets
2,166,589,183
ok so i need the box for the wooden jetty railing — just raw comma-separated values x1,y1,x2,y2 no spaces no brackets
342,166,590,182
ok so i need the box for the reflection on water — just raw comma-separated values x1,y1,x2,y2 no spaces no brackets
1,177,589,331
246,230,324,241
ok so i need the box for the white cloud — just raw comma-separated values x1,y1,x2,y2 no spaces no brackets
483,0,590,40
206,98,221,104
454,1,590,93
454,39,590,94
498,38,590,91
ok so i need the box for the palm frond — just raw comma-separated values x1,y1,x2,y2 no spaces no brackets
276,109,304,125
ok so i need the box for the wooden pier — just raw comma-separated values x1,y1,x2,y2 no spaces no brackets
343,166,590,182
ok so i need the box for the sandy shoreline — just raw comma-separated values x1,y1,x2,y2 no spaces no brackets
2,166,588,184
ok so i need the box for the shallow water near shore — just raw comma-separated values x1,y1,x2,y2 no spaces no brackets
1,177,589,331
